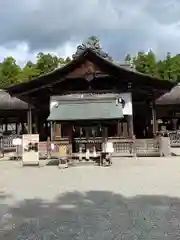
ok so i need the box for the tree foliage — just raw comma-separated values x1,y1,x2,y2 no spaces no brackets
19,61,40,82
35,52,59,75
128,50,180,81
0,57,21,87
0,53,72,86
1,38,180,87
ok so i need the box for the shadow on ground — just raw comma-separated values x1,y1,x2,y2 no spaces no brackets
0,191,180,239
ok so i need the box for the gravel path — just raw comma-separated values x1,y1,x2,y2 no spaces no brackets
0,157,180,239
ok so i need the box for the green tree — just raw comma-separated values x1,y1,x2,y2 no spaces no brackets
35,52,60,75
156,53,180,81
0,57,21,86
132,50,157,75
20,61,40,82
130,50,158,76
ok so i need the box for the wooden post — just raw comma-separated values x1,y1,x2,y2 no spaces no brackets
27,105,32,134
172,118,178,130
33,114,38,134
151,102,157,136
16,122,21,135
15,123,18,134
150,91,158,136
5,121,7,132
117,120,121,137
55,122,61,139
122,122,128,137
21,122,24,134
104,127,108,139
50,121,54,141
127,115,134,138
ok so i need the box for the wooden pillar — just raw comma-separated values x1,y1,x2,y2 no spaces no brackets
104,127,108,139
16,122,21,135
5,121,8,132
55,122,61,139
15,123,18,134
151,101,157,136
117,121,122,137
122,122,128,137
50,121,54,141
127,115,134,138
33,114,38,134
27,105,32,134
21,122,27,134
45,121,49,140
21,122,24,134
172,118,178,130
0,119,3,135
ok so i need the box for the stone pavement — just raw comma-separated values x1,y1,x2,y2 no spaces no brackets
0,157,180,239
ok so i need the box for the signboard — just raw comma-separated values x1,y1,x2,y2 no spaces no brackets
22,134,39,166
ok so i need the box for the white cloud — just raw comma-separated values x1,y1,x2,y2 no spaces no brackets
0,42,35,66
0,0,180,63
0,41,78,67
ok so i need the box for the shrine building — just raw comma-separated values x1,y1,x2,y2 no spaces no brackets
5,46,175,153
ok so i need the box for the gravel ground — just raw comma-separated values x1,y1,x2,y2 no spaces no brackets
0,157,180,239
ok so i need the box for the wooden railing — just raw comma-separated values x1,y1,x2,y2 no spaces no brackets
73,137,102,153
39,139,71,159
109,138,135,157
2,134,21,150
169,131,180,147
159,130,180,147
108,138,160,157
135,139,160,156
1,135,171,159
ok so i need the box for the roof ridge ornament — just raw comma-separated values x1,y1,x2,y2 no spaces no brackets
72,37,112,61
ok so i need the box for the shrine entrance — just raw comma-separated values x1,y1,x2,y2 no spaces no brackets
71,120,117,153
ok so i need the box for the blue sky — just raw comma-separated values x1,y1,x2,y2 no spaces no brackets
1,0,180,65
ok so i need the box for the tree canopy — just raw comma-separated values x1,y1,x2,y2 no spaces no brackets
125,51,180,81
0,37,180,87
0,53,72,87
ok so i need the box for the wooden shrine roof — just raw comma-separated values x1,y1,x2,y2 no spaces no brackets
0,89,28,110
5,48,176,98
156,83,180,105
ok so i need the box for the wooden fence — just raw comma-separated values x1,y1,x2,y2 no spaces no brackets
163,130,180,147
39,138,161,158
109,138,160,157
0,134,172,159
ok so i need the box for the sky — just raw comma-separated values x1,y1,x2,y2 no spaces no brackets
1,0,180,65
